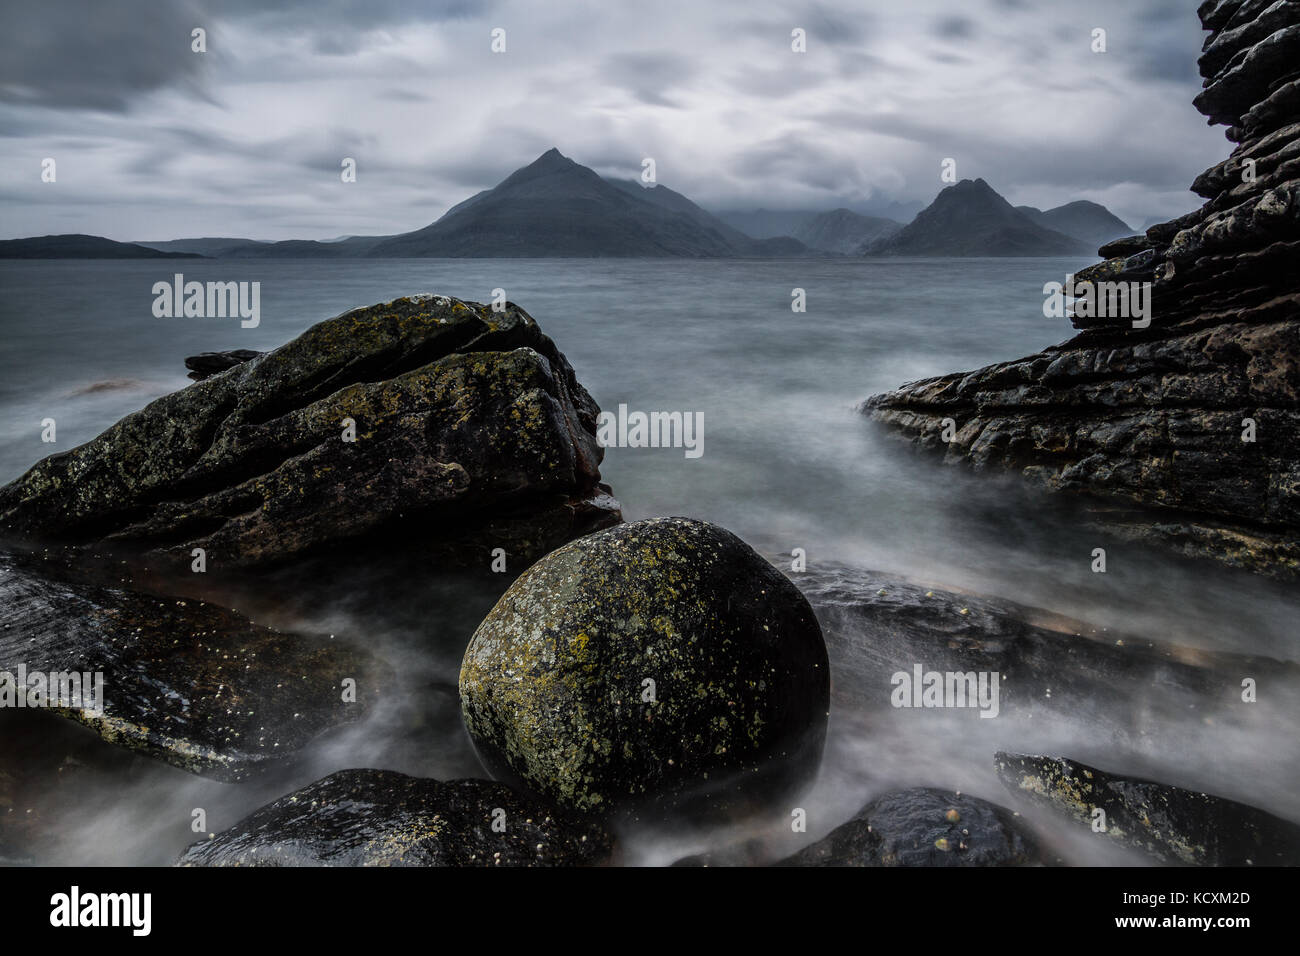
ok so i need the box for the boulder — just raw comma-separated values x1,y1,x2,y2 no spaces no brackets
459,517,830,819
176,769,612,866
778,787,1043,866
0,294,620,573
0,548,385,780
995,751,1300,866
862,2,1300,578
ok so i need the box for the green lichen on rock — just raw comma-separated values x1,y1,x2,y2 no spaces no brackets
458,517,830,820
0,294,619,571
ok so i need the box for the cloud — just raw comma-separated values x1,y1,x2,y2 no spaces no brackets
0,0,1227,239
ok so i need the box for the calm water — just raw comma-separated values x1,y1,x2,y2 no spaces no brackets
2,258,1297,865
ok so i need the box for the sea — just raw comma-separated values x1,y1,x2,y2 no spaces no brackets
2,257,1297,865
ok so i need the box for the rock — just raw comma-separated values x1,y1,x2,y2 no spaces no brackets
862,2,1300,578
778,787,1043,866
0,294,620,573
996,752,1300,865
176,769,613,866
458,517,830,819
798,564,1299,736
183,349,263,379
0,548,385,780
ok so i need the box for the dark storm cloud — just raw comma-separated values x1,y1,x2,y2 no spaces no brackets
0,0,210,111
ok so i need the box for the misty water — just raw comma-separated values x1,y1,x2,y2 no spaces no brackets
2,258,1297,866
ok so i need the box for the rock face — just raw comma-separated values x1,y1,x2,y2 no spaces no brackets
0,549,384,780
996,752,1300,866
863,1,1300,577
0,294,620,572
778,787,1042,866
459,517,830,819
176,769,613,866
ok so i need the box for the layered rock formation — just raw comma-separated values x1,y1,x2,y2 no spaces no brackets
863,1,1300,577
0,294,620,572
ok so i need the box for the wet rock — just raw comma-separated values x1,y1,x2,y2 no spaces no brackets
863,2,1300,578
778,787,1043,866
0,548,385,781
0,293,620,573
996,752,1300,865
799,564,1299,736
184,349,263,380
459,517,830,819
176,769,613,866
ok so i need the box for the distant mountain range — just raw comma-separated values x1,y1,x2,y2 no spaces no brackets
1,150,1135,259
0,234,201,259
862,179,1116,256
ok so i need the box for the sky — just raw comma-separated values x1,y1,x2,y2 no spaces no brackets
0,0,1229,241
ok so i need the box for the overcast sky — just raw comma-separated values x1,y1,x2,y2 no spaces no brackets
0,0,1226,240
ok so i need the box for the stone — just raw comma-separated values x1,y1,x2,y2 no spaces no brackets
0,294,620,573
996,752,1300,865
176,769,613,866
458,517,830,819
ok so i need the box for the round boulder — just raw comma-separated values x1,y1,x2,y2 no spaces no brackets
459,517,829,819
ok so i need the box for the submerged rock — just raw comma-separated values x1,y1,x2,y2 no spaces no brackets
184,349,263,380
0,549,384,781
459,517,830,819
0,294,620,573
799,564,1298,736
176,769,613,866
995,752,1300,866
862,2,1300,578
778,787,1043,866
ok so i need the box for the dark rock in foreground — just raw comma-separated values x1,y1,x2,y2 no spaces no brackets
996,752,1300,866
778,787,1043,866
0,549,384,780
0,294,620,572
177,769,613,866
459,517,830,820
863,2,1300,577
184,349,263,379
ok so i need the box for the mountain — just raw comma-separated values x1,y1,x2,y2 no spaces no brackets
0,234,203,259
719,199,921,240
863,179,1091,256
367,148,754,257
716,209,818,240
136,237,270,256
1015,201,1132,248
792,209,901,254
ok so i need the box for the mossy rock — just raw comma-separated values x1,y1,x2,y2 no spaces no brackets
0,294,619,573
459,516,830,820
